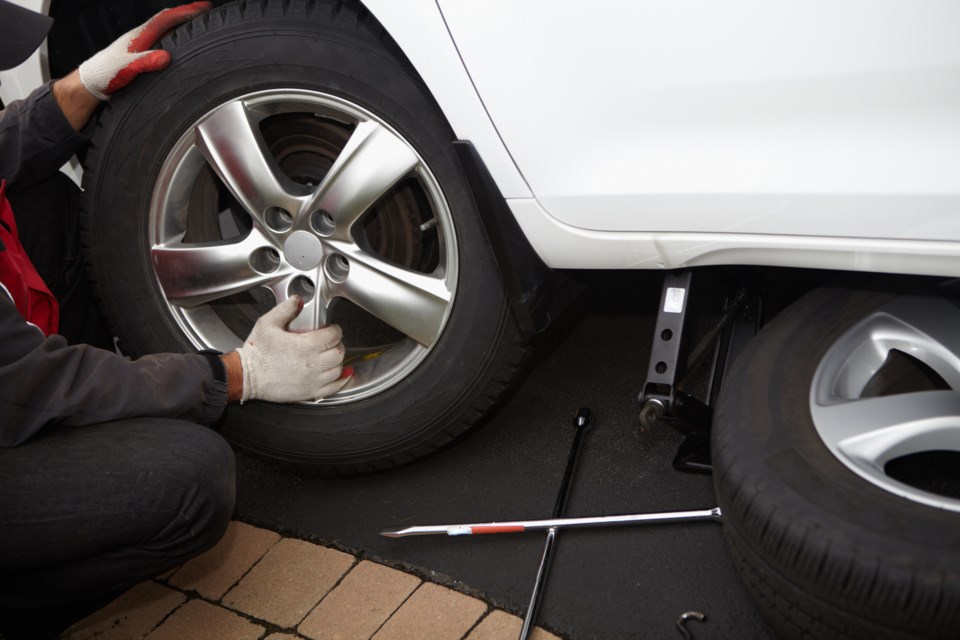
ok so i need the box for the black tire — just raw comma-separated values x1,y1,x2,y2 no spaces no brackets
712,279,960,639
80,0,527,473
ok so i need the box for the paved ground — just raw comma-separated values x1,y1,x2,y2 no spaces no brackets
65,521,562,640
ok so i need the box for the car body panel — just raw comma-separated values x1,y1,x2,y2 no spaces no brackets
438,0,960,241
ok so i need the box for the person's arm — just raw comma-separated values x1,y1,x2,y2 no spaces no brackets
51,70,101,133
0,291,228,447
0,291,350,447
0,82,88,190
221,352,243,403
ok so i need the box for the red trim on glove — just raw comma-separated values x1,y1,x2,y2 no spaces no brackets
105,50,171,94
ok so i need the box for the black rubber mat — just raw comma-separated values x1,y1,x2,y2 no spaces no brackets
234,271,777,639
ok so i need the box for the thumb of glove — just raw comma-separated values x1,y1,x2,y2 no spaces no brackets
255,296,303,333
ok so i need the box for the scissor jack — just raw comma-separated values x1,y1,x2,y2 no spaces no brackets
638,270,761,473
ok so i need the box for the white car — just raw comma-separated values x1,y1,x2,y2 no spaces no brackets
4,1,959,638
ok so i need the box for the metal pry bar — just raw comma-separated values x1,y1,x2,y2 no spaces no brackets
380,507,722,538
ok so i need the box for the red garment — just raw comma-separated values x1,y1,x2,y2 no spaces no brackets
0,181,58,335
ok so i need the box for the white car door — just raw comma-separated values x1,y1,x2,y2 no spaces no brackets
438,0,960,242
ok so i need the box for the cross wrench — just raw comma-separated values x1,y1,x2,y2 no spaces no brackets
380,408,724,638
517,406,591,640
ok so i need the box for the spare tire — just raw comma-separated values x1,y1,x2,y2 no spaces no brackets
80,0,526,472
712,278,960,639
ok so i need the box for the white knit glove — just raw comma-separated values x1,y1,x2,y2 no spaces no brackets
78,2,211,100
237,297,351,403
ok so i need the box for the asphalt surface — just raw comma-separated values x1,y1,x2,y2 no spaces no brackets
233,271,778,640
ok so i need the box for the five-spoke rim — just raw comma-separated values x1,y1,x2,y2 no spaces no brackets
149,89,458,404
810,290,960,512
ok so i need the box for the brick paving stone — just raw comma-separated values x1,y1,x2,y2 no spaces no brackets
144,600,263,640
465,611,520,640
168,521,281,600
372,582,486,640
223,538,354,627
465,611,562,640
531,629,563,640
299,560,421,640
264,635,302,640
65,581,185,640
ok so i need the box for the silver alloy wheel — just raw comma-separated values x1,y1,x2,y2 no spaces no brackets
810,290,960,512
148,89,458,404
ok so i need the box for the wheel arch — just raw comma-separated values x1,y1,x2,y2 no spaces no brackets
353,0,578,333
356,0,530,201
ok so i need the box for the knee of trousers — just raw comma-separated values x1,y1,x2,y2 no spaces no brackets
143,423,237,559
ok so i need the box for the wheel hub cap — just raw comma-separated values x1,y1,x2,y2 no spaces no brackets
284,230,324,271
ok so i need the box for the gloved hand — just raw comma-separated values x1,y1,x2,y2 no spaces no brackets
78,2,212,100
236,296,351,403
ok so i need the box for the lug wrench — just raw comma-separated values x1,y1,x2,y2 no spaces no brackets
518,406,591,640
380,408,724,637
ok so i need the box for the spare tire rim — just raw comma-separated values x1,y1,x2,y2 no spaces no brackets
149,89,458,405
810,287,960,512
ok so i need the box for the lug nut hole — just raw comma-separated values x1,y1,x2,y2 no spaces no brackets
289,276,316,302
311,210,336,237
265,206,293,232
325,254,350,283
250,247,281,274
